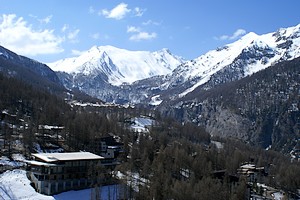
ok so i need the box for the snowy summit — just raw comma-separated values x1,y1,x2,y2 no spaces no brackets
48,45,185,86
165,23,300,97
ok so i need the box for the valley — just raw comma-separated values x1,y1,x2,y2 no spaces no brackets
0,23,299,199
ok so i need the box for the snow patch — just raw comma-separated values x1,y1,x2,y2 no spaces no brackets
149,95,163,106
0,170,54,200
0,169,124,200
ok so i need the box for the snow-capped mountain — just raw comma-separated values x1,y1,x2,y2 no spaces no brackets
49,45,185,86
163,23,300,98
49,23,300,104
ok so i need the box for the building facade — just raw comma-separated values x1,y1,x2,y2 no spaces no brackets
26,152,104,195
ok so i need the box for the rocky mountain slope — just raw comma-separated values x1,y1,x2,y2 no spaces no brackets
159,57,300,156
158,23,300,101
0,46,99,102
0,45,65,94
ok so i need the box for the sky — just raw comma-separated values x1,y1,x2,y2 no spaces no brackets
1,0,300,63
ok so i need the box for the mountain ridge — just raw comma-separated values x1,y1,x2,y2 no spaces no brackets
48,45,185,86
48,23,300,104
158,57,300,155
162,23,300,99
0,45,66,95
0,23,299,157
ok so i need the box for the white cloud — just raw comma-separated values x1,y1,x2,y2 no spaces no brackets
127,26,140,33
29,14,53,24
216,28,247,41
127,26,156,41
142,20,161,26
61,25,80,43
100,3,131,20
231,29,246,39
134,7,146,17
89,6,95,14
129,32,157,41
67,29,80,43
39,15,52,24
61,24,68,32
0,14,63,56
28,14,37,19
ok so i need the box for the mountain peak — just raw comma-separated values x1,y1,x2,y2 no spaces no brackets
49,46,185,86
165,23,300,98
157,48,171,54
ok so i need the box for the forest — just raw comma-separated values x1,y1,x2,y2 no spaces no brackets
0,72,299,199
159,58,300,156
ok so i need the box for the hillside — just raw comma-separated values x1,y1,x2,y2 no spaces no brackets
0,46,65,95
159,57,300,156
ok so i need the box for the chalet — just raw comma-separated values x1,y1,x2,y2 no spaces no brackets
92,135,124,167
98,136,123,157
26,152,104,195
37,125,65,143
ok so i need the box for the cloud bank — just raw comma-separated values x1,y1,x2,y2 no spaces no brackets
0,14,64,56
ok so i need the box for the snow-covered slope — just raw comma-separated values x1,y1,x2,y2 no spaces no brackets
49,46,185,86
0,169,122,200
164,23,300,97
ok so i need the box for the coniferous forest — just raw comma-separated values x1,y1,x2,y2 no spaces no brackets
0,70,299,199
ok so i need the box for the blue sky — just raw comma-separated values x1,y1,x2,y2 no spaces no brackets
1,0,300,63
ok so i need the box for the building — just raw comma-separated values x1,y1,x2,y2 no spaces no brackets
237,163,267,183
92,135,124,167
98,136,123,158
26,152,104,195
